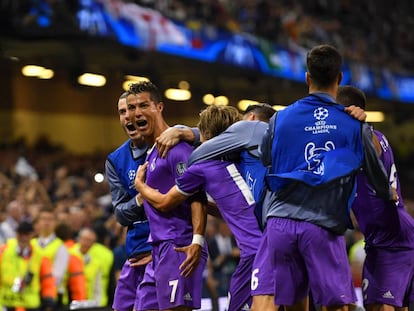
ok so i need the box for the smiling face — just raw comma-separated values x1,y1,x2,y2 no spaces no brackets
126,91,166,145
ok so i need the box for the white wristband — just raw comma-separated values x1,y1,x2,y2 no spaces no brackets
191,234,205,247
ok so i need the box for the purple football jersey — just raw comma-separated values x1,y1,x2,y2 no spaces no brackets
176,159,262,257
352,130,414,249
143,142,194,245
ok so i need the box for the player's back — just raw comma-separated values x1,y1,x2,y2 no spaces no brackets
268,96,363,187
178,159,262,257
352,130,414,249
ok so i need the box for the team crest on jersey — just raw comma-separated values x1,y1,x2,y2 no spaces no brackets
176,162,187,176
150,158,157,172
128,169,136,181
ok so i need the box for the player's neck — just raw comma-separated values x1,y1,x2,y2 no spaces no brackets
146,121,169,145
309,85,337,99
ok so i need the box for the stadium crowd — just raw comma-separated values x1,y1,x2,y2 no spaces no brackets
5,0,414,73
136,0,414,73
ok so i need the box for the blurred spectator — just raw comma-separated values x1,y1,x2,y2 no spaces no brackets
0,200,25,241
55,221,88,305
76,228,101,306
91,221,115,306
111,224,127,281
76,227,114,307
14,179,51,209
0,173,14,213
14,156,38,180
204,215,220,311
67,206,88,238
207,220,240,297
0,220,57,311
32,206,70,308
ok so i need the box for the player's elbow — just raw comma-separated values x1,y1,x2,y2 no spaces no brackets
114,209,132,226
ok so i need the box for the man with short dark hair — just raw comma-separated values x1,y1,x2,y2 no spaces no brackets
106,89,201,311
260,44,393,311
135,105,265,311
127,81,207,311
243,103,276,122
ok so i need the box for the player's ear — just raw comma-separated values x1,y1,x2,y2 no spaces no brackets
305,72,311,86
157,102,164,112
337,72,343,85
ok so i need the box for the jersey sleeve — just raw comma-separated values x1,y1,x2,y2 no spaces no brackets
166,142,193,180
105,159,144,226
189,121,260,165
259,113,277,167
361,123,393,201
176,164,205,196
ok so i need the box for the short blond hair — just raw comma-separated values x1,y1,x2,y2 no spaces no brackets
197,105,242,141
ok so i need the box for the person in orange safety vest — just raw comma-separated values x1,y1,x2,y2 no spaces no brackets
55,221,87,305
0,220,57,311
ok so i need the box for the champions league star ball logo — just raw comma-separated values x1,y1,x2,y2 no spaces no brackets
305,107,336,134
128,169,136,181
128,169,136,190
313,107,329,121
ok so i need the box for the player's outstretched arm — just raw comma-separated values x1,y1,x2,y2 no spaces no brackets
156,126,199,158
135,162,187,211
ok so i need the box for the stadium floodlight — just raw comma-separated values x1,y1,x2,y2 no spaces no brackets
122,75,150,91
22,65,54,79
238,99,259,111
21,65,45,77
38,69,54,79
366,111,385,122
164,88,191,101
77,73,106,87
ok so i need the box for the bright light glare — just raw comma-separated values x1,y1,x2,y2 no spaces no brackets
123,75,149,91
94,173,105,183
21,65,46,77
203,94,215,105
178,80,190,90
38,69,54,79
366,111,385,122
78,73,106,87
124,75,149,81
272,105,286,111
238,99,259,111
164,88,191,101
215,96,228,106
